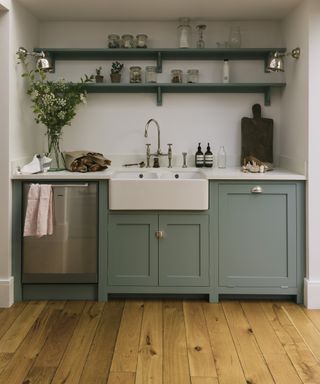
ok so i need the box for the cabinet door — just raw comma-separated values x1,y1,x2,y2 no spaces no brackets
159,215,209,286
218,183,297,287
108,215,158,286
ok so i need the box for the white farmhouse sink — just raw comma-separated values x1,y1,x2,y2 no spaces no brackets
109,170,208,210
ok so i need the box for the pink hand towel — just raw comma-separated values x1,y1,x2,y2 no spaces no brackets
23,184,53,237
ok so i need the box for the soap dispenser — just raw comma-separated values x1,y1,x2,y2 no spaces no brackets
204,143,214,168
195,143,204,168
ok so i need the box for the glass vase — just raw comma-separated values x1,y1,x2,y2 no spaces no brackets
47,131,65,171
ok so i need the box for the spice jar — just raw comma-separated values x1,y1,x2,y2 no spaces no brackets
145,66,157,83
108,34,120,48
121,34,134,48
171,69,183,83
136,34,148,48
130,66,142,83
187,69,199,83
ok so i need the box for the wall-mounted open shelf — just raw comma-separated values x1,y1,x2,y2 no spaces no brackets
34,47,287,106
83,83,286,106
35,47,286,73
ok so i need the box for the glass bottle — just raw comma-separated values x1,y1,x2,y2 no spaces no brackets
171,69,183,83
108,34,120,48
121,34,134,48
177,17,191,48
218,146,226,168
136,34,148,48
229,26,241,48
195,143,204,168
145,66,157,83
187,69,199,83
129,66,142,83
196,24,207,48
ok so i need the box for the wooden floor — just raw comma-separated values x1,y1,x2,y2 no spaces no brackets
0,300,320,383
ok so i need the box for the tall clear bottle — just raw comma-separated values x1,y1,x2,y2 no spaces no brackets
218,146,226,168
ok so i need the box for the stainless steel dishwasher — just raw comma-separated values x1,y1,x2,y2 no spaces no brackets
22,182,98,283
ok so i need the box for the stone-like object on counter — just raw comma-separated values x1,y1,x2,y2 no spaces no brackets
241,104,273,165
241,155,273,173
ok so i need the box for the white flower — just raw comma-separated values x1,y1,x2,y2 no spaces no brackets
80,93,87,104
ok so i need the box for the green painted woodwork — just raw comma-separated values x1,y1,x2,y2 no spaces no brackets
83,83,285,106
107,213,209,288
12,181,23,301
34,47,286,105
211,181,305,303
98,180,108,300
108,215,158,286
158,215,209,286
35,47,286,73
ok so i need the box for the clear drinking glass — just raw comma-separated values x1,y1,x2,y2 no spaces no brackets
121,34,134,48
145,66,157,83
177,18,191,48
229,26,241,48
129,66,142,83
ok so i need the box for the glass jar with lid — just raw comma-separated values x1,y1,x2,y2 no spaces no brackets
145,66,157,83
136,34,148,48
171,69,183,83
108,34,120,48
130,66,142,83
177,17,191,48
121,34,134,48
187,69,199,83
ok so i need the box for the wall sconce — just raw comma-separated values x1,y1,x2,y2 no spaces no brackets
17,47,53,72
266,48,300,72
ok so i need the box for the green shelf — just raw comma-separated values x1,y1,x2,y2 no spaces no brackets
34,47,286,73
83,82,286,106
34,47,287,106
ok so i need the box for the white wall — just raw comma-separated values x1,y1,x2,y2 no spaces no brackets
39,21,285,166
281,2,308,174
10,0,39,162
0,0,39,307
304,0,320,308
0,3,12,306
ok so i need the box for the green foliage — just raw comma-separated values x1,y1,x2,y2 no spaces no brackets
96,66,102,75
17,51,93,138
111,61,124,74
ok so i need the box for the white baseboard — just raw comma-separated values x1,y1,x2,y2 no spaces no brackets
0,277,14,307
304,278,320,308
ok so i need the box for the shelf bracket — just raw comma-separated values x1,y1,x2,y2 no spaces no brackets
156,52,162,73
264,56,270,73
156,87,162,106
264,87,271,106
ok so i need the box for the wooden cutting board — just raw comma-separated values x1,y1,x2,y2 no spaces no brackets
241,104,273,165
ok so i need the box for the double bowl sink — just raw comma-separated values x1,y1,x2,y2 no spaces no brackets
109,170,208,210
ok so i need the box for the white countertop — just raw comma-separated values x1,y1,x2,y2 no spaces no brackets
11,166,306,181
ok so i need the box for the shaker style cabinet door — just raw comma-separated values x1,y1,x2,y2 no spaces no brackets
108,215,158,286
218,183,297,288
158,215,209,286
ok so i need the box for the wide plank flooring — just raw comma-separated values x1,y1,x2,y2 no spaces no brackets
0,300,320,383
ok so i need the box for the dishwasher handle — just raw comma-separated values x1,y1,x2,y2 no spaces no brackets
51,183,89,188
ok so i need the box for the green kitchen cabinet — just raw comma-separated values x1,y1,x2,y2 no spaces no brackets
108,213,209,287
212,181,305,302
108,215,158,286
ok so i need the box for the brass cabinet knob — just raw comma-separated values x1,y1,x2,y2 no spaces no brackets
155,230,165,240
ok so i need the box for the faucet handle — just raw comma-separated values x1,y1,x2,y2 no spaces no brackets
167,143,173,152
167,144,173,168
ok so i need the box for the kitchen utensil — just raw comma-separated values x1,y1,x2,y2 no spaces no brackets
123,161,145,168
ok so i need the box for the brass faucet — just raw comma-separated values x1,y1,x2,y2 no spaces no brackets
144,118,172,168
